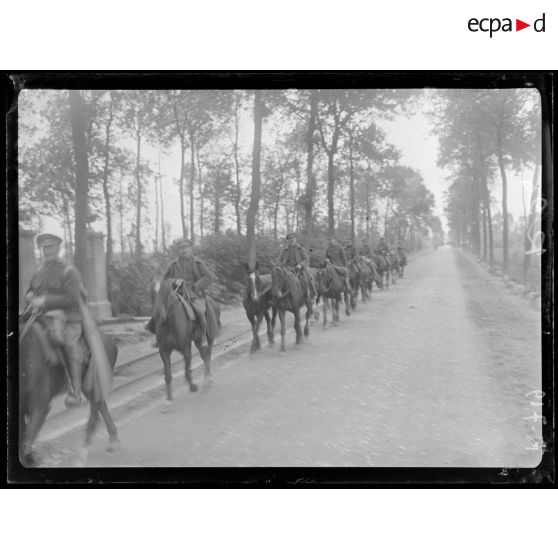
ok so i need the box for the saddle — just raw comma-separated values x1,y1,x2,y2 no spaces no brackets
25,315,88,370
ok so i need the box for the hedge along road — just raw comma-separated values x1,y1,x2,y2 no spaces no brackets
37,246,542,467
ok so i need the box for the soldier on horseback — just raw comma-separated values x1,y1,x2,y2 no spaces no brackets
356,238,382,287
359,238,372,258
154,239,214,348
278,233,316,303
24,231,85,407
345,239,366,276
324,236,351,291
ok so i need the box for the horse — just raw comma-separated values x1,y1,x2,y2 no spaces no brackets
347,259,367,309
397,250,407,278
271,266,314,352
372,252,392,288
316,261,351,327
19,318,119,467
389,251,401,283
243,264,276,354
360,257,383,294
151,279,220,401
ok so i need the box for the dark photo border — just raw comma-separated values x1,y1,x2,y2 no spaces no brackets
3,71,555,486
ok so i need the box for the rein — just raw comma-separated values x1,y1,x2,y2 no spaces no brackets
19,307,41,345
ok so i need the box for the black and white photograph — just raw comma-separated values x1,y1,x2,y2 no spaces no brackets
7,74,552,480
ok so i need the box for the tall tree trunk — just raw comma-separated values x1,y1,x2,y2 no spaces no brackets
102,97,114,276
214,186,221,235
273,200,279,241
154,175,159,252
303,90,318,249
295,164,301,232
327,151,336,236
68,90,89,279
348,126,355,246
134,126,143,257
159,175,166,252
118,181,125,258
523,163,540,283
497,140,509,273
189,129,196,244
246,91,264,270
178,137,187,239
233,97,243,236
365,178,371,244
196,148,204,239
61,190,74,262
481,167,494,268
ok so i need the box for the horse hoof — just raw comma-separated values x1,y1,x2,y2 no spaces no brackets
189,384,198,393
280,346,286,352
107,439,121,452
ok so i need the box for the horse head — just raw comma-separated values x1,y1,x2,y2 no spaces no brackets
271,266,288,299
244,262,262,302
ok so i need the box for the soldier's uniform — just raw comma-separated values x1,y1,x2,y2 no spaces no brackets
278,236,316,300
325,240,350,289
344,242,357,260
25,233,85,407
359,241,372,258
162,243,214,348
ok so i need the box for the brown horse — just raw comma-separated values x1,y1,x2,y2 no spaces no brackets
397,249,407,278
360,256,383,294
19,318,119,466
389,251,401,283
372,252,391,288
152,279,220,401
243,264,276,354
348,259,364,309
271,266,314,352
316,261,351,327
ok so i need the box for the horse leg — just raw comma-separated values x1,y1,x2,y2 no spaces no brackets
184,339,198,392
249,312,262,354
344,289,351,316
333,298,340,324
294,309,302,345
279,309,287,352
84,400,100,448
98,399,120,451
195,338,213,389
270,306,277,343
304,302,311,337
247,311,259,354
264,310,274,347
160,348,173,401
21,400,50,466
322,297,328,328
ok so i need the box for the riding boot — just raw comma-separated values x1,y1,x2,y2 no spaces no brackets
63,346,82,408
193,302,209,348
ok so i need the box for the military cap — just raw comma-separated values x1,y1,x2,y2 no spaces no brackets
178,239,193,247
36,233,63,248
286,233,296,240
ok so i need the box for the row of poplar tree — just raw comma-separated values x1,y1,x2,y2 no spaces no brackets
19,89,441,276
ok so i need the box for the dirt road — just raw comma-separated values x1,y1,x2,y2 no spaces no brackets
39,246,542,467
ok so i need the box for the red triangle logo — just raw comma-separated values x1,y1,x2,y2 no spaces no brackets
516,19,530,31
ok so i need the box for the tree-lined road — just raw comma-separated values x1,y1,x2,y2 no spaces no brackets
39,247,542,467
